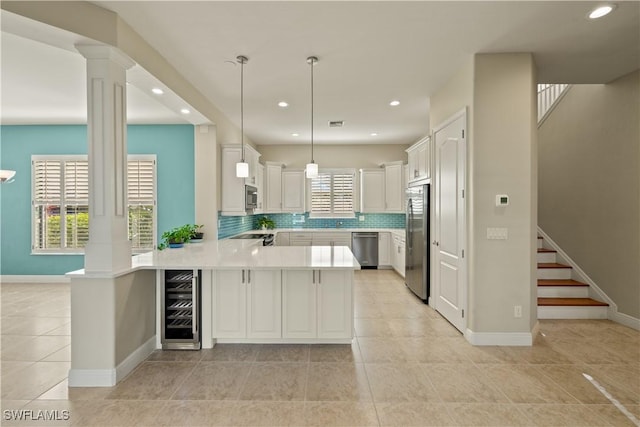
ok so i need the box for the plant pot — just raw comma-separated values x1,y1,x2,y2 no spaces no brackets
190,232,204,243
168,241,184,248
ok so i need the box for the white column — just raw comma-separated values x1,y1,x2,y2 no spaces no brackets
195,124,218,241
76,45,135,273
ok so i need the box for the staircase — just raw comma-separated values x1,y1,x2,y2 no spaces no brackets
537,235,609,319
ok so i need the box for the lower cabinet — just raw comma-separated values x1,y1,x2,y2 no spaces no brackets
214,268,352,341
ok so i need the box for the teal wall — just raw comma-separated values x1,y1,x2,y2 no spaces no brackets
0,124,195,275
218,212,405,239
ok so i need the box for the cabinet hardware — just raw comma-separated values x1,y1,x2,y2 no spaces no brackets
318,270,321,283
242,270,245,283
312,270,315,284
248,270,251,283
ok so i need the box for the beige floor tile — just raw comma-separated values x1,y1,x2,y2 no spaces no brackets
357,337,412,362
354,301,384,319
400,337,472,363
380,302,429,319
376,401,456,426
239,362,308,401
43,322,72,336
446,403,532,426
386,318,437,337
2,400,73,427
580,364,640,404
255,344,310,362
38,379,70,400
423,363,509,403
172,361,250,400
355,318,394,337
304,401,379,426
232,401,306,426
365,363,440,403
549,338,631,365
589,363,640,395
67,387,113,401
1,316,70,336
145,349,203,362
1,361,34,378
309,343,361,363
105,361,196,400
588,403,640,427
0,400,30,411
199,343,259,362
518,403,618,426
483,364,579,404
72,399,165,426
1,335,71,362
2,361,70,400
507,342,576,364
42,345,71,362
306,362,372,401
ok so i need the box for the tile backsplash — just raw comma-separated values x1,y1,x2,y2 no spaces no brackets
218,212,405,239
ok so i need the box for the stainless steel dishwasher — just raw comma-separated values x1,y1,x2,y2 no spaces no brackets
351,232,379,268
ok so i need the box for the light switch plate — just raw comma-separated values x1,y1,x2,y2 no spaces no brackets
359,216,365,221
487,227,508,240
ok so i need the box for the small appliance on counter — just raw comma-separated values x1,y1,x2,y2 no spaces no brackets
161,269,201,350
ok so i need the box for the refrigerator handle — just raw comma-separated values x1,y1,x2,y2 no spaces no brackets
406,198,413,251
191,272,198,336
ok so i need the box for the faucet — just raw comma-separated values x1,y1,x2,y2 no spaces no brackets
336,220,343,228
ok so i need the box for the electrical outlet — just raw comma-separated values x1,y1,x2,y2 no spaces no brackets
359,215,365,221
514,305,522,318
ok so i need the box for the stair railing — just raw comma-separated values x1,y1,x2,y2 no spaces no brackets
538,83,570,125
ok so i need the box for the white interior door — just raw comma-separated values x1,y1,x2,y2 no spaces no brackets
434,110,467,332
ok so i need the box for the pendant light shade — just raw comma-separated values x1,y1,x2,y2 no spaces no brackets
236,55,249,178
305,56,319,179
0,170,16,183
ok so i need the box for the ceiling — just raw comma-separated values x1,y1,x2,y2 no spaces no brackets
2,1,639,146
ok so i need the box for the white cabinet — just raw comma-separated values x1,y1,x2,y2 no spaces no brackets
275,232,290,246
312,232,352,249
391,233,406,278
290,232,312,246
255,163,264,213
384,161,404,213
213,270,246,338
243,145,261,187
406,136,430,183
378,232,391,266
265,162,283,213
317,270,353,339
214,269,281,339
360,169,385,212
361,164,404,213
282,170,305,212
247,270,281,339
220,145,247,216
282,270,316,339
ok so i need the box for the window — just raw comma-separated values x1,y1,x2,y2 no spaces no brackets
32,155,156,254
309,169,355,218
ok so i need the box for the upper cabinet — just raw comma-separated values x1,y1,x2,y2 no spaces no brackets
221,144,262,216
243,145,261,187
360,162,404,213
264,162,283,213
255,163,264,214
282,170,305,213
406,136,430,183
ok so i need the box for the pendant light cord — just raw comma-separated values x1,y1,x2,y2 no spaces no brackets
308,56,318,164
238,55,247,162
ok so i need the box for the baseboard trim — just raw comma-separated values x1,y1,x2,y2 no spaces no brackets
68,369,116,387
610,311,640,331
1,275,70,283
67,336,156,387
116,335,157,383
465,328,533,346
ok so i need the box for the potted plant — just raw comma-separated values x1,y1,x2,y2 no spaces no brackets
256,216,275,230
158,224,193,249
188,224,204,242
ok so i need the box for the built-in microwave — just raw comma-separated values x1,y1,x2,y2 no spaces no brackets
245,185,258,210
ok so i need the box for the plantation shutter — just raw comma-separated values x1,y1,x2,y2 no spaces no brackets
63,160,89,248
309,170,355,217
33,160,63,249
127,158,155,250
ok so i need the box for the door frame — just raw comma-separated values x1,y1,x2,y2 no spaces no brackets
431,107,468,332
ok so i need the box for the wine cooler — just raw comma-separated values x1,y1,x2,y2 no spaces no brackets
161,269,201,350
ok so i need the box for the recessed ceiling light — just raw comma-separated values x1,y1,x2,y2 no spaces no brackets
180,108,190,114
389,100,400,106
151,88,164,95
370,133,378,137
292,133,299,137
278,101,289,108
588,4,615,19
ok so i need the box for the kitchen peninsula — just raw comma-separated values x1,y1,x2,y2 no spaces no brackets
66,238,360,386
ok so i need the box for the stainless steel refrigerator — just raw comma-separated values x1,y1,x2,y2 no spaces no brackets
405,184,430,301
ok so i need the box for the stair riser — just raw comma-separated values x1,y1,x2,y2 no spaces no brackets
537,252,557,263
537,269,572,280
538,305,608,319
537,239,543,249
538,286,589,298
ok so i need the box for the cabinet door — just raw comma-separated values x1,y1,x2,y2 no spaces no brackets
255,163,264,213
221,146,246,215
282,270,316,338
378,232,391,266
290,233,312,246
282,170,305,212
360,170,385,213
317,270,353,339
398,239,406,278
418,139,430,179
247,270,282,339
213,270,246,338
384,163,404,212
265,163,282,212
407,149,418,181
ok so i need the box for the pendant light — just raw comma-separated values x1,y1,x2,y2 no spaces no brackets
235,55,249,178
0,170,16,183
305,56,319,179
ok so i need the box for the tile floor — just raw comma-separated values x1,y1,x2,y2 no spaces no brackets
1,270,639,426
